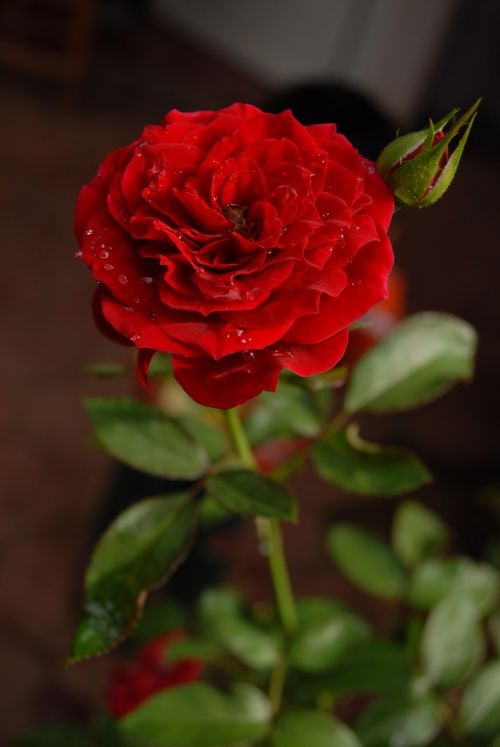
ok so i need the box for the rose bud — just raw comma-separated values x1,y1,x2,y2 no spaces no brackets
377,99,480,208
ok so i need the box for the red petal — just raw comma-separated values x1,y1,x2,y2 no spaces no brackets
136,348,155,389
172,351,281,409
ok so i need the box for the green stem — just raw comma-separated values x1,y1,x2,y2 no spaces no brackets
224,408,257,470
256,517,297,636
224,408,298,711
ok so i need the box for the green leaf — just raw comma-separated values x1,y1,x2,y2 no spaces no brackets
295,597,349,627
85,398,209,479
345,313,477,414
272,710,362,747
355,691,442,747
314,425,431,496
327,639,413,694
244,378,327,444
460,660,500,738
70,492,196,661
176,415,230,462
408,558,499,614
199,588,280,670
393,501,448,567
407,559,456,609
327,524,405,599
289,611,370,673
420,593,485,688
206,470,297,521
120,682,271,746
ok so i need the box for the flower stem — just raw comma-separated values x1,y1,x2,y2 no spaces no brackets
224,409,297,634
224,407,258,470
256,516,297,636
224,408,298,710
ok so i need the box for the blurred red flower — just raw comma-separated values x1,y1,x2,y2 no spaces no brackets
105,630,203,718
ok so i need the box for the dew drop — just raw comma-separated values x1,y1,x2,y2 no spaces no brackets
98,249,110,259
103,263,114,271
141,276,153,285
131,334,141,343
84,228,94,236
74,250,83,258
118,274,128,285
124,305,133,312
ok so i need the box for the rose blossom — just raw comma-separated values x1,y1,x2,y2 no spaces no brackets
75,103,394,408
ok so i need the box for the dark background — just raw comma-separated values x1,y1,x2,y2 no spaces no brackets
0,0,499,742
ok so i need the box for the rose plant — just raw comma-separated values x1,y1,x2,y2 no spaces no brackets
22,101,500,747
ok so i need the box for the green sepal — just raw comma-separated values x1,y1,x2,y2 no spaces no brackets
377,109,458,176
377,100,480,208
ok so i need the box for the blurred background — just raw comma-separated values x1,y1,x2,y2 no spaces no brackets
1,0,499,742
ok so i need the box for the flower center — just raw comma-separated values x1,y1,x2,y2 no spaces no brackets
223,203,248,234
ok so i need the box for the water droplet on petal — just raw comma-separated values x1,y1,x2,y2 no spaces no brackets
84,228,94,236
74,250,83,258
141,276,153,285
118,274,128,285
98,249,110,259
103,263,114,271
131,334,141,343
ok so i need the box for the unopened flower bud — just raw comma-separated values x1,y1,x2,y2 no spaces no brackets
377,99,480,208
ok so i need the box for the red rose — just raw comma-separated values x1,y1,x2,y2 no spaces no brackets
75,103,394,408
105,630,203,718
